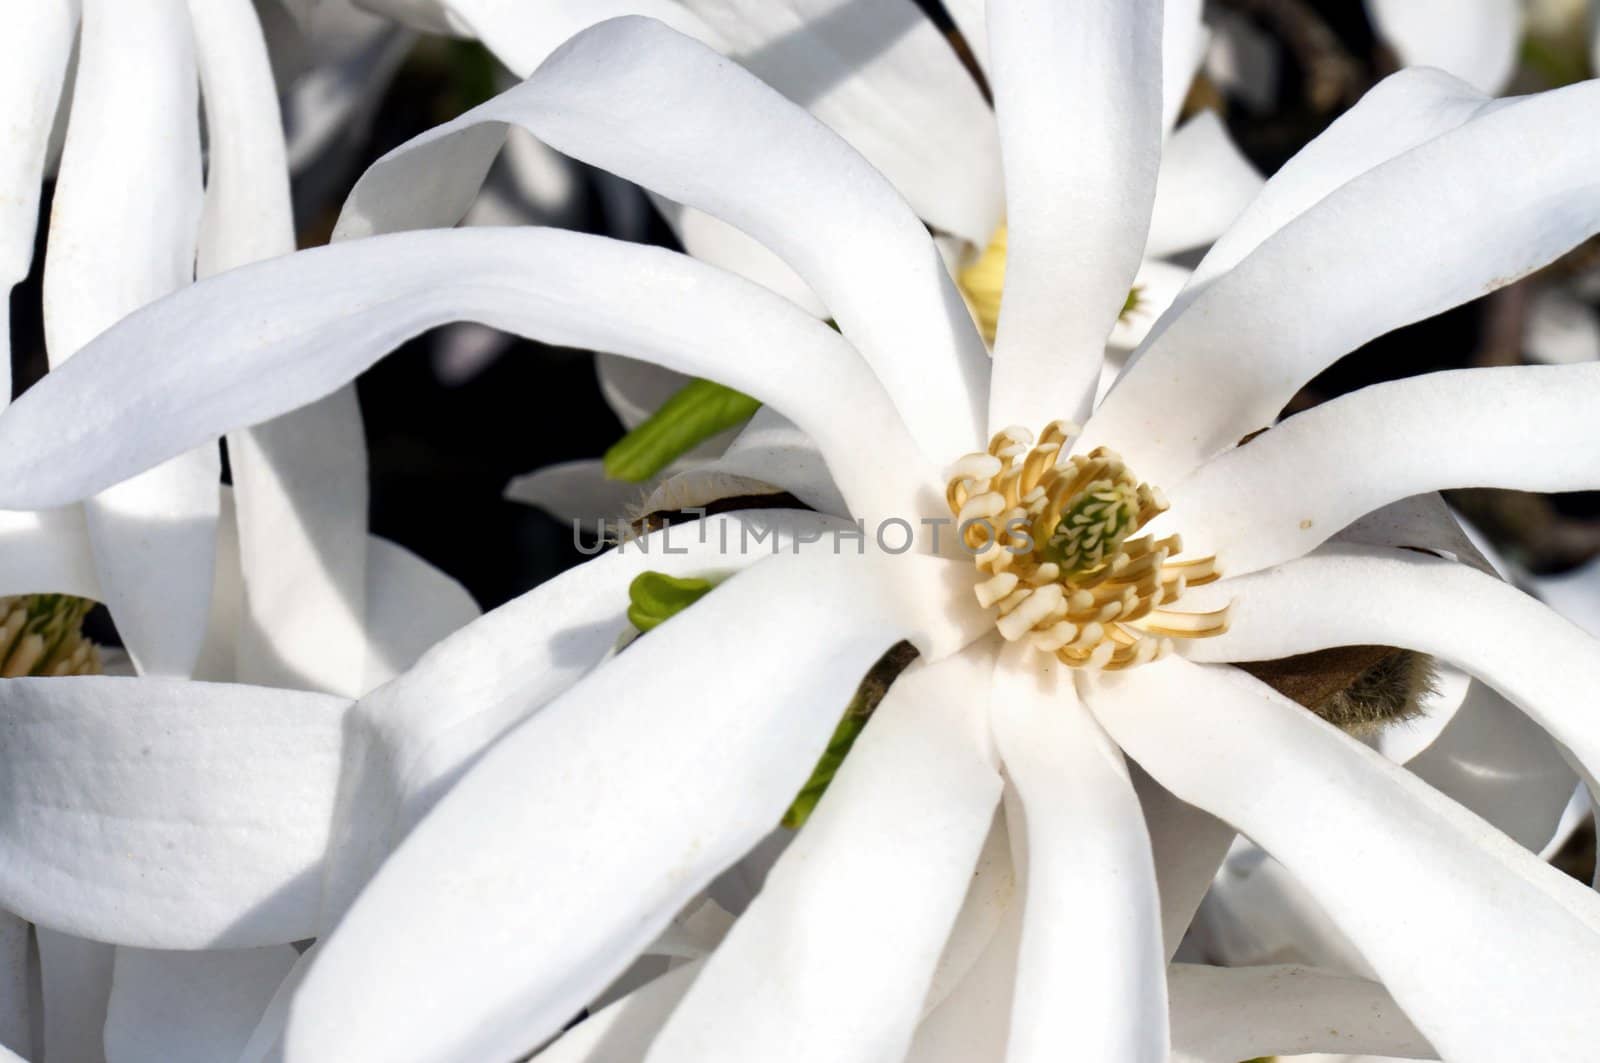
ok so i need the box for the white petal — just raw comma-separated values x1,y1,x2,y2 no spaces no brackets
0,0,76,403
505,459,653,526
1168,364,1600,575
678,0,1004,247
285,550,943,1062
1186,543,1600,812
38,931,112,1063
0,507,98,599
191,0,375,697
0,677,349,948
1168,963,1433,1063
1525,283,1600,365
987,0,1163,430
43,0,218,678
317,511,841,923
104,946,298,1063
648,649,1002,1063
1406,679,1577,854
990,646,1168,1062
641,406,850,519
0,228,936,525
357,534,480,692
1091,658,1600,1061
0,910,29,1057
655,201,826,315
1144,111,1262,259
535,962,701,1063
1160,0,1207,133
1128,763,1234,958
336,17,989,460
1367,0,1521,94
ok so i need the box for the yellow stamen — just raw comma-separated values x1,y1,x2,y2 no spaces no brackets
0,596,103,678
946,424,1228,670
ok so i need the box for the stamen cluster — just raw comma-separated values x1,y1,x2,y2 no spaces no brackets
0,595,102,678
946,422,1228,669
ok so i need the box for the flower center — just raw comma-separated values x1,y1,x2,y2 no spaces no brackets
946,422,1228,670
0,595,102,678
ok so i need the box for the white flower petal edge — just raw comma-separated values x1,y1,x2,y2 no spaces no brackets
0,228,936,525
1168,364,1600,575
285,550,952,1063
190,0,375,697
319,511,849,924
646,648,1002,1063
1144,111,1263,259
0,0,76,399
1405,679,1577,854
0,507,98,600
985,0,1162,429
103,945,299,1063
991,645,1168,1062
41,0,218,677
1094,75,1600,485
1185,543,1600,802
0,676,349,948
1367,0,1520,94
1089,657,1600,1061
1168,963,1433,1062
676,0,1004,248
335,16,989,460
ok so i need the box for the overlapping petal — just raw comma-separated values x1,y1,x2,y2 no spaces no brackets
1094,76,1600,486
1091,657,1600,1061
0,228,935,523
0,677,349,948
647,648,1001,1062
286,550,944,1062
990,647,1167,1062
986,0,1163,430
336,17,989,459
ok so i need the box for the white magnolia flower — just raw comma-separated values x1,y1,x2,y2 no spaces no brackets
7,8,1600,1063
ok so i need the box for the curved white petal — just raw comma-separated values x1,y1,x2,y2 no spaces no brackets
0,228,937,525
505,459,655,526
1169,963,1433,1063
1092,74,1600,485
285,550,941,1063
1144,111,1262,259
336,17,989,460
191,0,374,698
357,533,480,692
536,962,701,1063
1185,543,1600,807
1160,0,1207,133
319,511,846,925
990,646,1167,1062
648,648,1002,1063
986,0,1163,430
43,0,217,677
38,931,112,1063
640,406,851,519
0,0,76,401
0,677,349,948
1090,658,1600,1062
1407,678,1577,853
104,946,299,1063
1367,0,1521,94
1127,762,1234,958
1168,364,1600,575
0,507,98,599
678,0,1004,246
